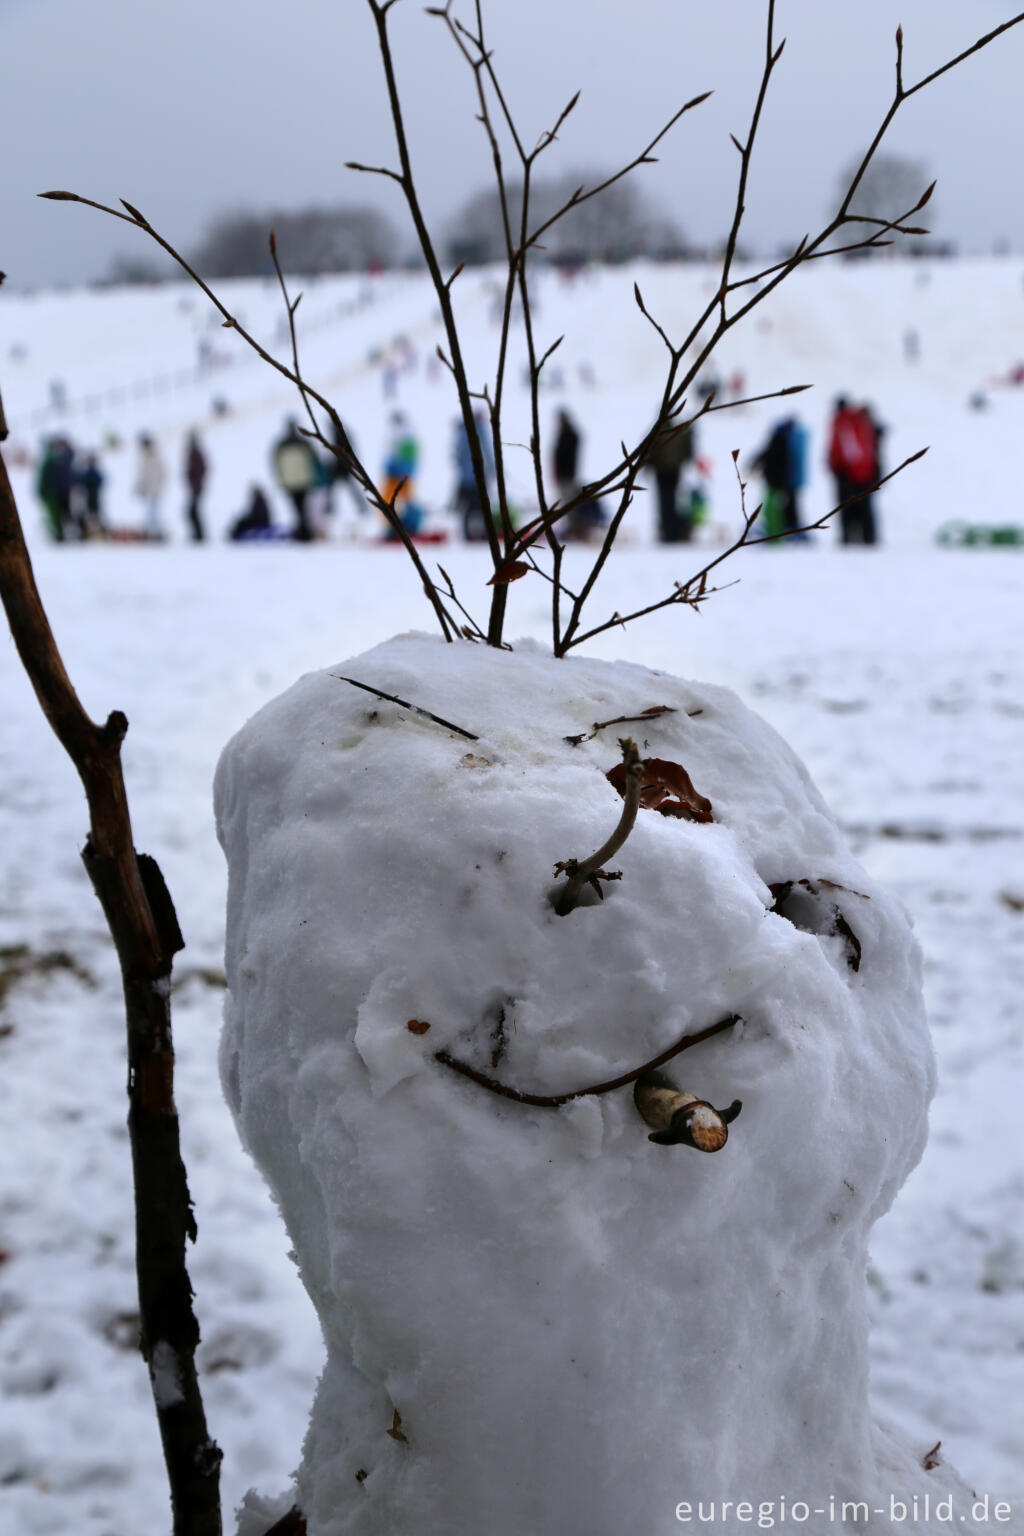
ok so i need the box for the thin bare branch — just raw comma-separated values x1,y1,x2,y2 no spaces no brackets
331,675,480,740
902,10,1024,100
717,0,781,307
563,450,927,651
435,1013,741,1108
366,0,508,638
0,455,222,1534
554,737,644,914
43,187,458,642
437,565,488,642
344,159,404,183
634,283,674,355
524,91,711,253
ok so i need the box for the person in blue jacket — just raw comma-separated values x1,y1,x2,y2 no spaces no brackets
751,416,808,539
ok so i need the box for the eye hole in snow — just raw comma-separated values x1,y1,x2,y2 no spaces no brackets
768,878,864,972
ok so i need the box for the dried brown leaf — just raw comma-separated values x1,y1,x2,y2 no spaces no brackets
607,757,713,823
487,559,530,587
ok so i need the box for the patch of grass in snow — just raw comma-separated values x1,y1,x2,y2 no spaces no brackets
0,944,98,1018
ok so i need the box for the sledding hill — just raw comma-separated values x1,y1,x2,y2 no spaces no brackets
3,256,1024,544
1,257,1024,1532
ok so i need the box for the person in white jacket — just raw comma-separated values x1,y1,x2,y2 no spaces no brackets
134,433,168,538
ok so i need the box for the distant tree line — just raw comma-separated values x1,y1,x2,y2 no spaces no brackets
189,204,401,277
444,168,686,267
95,152,950,287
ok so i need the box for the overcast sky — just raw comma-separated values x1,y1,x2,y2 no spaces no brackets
2,0,1024,288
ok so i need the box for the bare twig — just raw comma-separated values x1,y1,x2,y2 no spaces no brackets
332,675,480,740
434,1013,741,1107
554,738,644,913
437,564,488,643
39,188,458,646
0,455,222,1534
39,3,1024,657
522,92,713,257
563,450,927,652
564,705,677,747
365,0,509,644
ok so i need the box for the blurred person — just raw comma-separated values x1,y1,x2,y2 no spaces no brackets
552,409,580,507
134,433,167,539
76,451,105,538
228,485,275,541
553,408,604,541
751,416,808,540
273,418,319,542
184,431,208,542
646,416,696,544
326,416,367,519
453,411,495,542
552,409,608,542
381,411,419,514
37,436,74,541
827,398,881,546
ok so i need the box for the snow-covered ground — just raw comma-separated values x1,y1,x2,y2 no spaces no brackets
1,259,1023,1533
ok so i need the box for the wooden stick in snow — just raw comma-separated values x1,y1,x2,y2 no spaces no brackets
0,452,222,1535
634,1071,742,1151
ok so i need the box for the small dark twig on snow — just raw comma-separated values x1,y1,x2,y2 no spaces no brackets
434,1013,741,1108
332,675,479,741
564,705,677,747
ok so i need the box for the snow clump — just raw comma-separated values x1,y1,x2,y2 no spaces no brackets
215,632,958,1534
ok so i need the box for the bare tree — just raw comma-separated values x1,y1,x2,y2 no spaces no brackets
445,168,684,266
836,150,934,245
3,5,1024,1533
96,250,175,287
190,203,401,278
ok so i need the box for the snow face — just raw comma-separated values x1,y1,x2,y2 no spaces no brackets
215,632,956,1533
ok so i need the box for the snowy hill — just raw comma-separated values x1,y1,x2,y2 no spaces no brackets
1,260,1023,1533
4,257,1024,545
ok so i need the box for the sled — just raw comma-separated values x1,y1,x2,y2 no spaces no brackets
229,526,293,543
104,527,168,544
379,528,450,545
935,521,1024,548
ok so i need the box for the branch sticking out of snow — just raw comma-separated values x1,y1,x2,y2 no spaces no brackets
634,1071,742,1151
553,737,643,914
563,704,677,747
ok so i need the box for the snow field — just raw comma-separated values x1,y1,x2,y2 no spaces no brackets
0,259,1022,1532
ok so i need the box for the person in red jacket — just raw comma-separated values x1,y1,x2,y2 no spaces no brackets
827,398,881,545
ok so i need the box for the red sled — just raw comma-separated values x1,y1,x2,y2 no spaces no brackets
380,529,449,545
